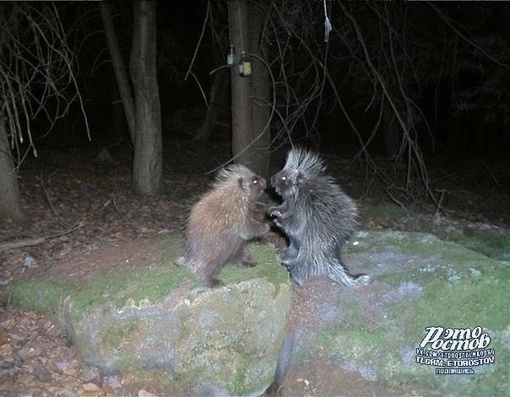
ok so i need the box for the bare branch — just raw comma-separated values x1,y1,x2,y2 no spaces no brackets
0,3,89,165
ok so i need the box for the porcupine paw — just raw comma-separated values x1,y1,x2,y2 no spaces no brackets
233,252,256,267
204,277,224,288
288,270,304,286
355,274,371,285
238,258,256,268
269,208,284,228
268,206,282,219
278,247,298,266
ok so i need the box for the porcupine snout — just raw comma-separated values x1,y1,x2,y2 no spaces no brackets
270,173,278,189
270,171,289,196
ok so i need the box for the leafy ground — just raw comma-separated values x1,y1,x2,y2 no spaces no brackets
0,142,509,396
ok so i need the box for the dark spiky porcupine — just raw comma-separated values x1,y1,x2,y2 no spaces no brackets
269,148,370,287
180,164,269,288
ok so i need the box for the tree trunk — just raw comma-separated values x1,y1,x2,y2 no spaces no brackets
228,0,253,167
0,116,24,222
228,0,270,176
248,0,270,177
99,1,136,144
130,0,162,196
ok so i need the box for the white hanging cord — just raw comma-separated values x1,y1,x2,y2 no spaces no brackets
323,0,332,42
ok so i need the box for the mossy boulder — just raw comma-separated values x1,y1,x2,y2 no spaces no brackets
308,230,509,396
6,230,509,396
6,235,291,396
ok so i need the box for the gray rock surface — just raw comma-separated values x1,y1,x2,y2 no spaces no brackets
65,277,290,395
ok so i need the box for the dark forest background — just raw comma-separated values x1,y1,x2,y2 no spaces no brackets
1,0,509,223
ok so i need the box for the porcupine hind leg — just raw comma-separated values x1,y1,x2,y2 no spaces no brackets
279,233,300,267
195,260,224,288
231,241,256,267
283,245,309,286
232,219,269,267
197,239,238,287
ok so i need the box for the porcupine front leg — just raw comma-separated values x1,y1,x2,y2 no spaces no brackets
269,199,300,267
269,198,294,228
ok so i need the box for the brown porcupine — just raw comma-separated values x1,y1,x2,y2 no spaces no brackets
180,164,269,288
269,148,370,287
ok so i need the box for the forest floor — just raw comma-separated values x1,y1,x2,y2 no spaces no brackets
0,142,509,397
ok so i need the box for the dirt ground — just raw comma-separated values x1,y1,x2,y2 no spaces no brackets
0,144,508,396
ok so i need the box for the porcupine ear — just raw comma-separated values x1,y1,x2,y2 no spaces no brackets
237,176,246,190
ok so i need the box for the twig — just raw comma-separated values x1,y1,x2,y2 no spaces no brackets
0,226,79,252
184,0,211,82
0,200,112,252
110,195,125,220
38,174,72,228
433,189,446,219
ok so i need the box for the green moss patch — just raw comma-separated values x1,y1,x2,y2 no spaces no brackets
5,235,286,323
453,227,510,262
5,279,74,316
6,236,192,320
218,242,289,290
